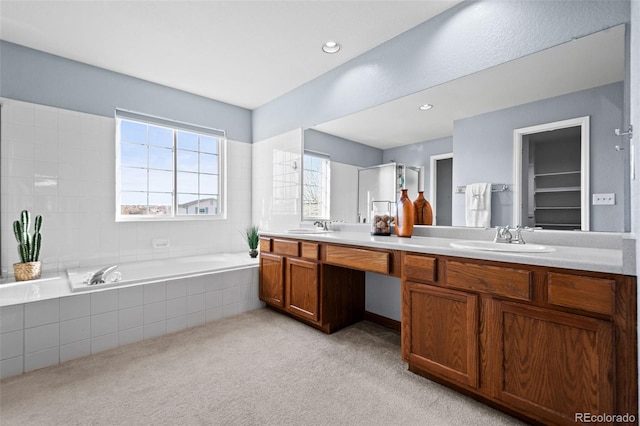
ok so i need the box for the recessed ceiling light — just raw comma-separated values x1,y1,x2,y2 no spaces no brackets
418,104,434,111
322,41,341,54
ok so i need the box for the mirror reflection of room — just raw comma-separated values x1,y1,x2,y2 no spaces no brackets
356,163,419,224
307,25,627,232
521,125,585,231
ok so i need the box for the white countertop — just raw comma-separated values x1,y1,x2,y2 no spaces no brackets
261,230,630,275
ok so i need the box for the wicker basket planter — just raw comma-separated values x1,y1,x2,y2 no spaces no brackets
13,261,42,282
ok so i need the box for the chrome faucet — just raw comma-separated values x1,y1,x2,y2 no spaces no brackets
493,226,512,243
511,226,526,244
313,220,329,231
89,265,118,285
494,225,536,244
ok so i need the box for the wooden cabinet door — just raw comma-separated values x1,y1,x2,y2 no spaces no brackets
286,257,320,322
493,301,614,425
402,282,479,388
259,253,285,308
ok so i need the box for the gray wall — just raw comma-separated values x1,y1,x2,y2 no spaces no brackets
452,82,625,231
253,0,629,142
0,41,252,143
304,129,382,167
382,136,453,194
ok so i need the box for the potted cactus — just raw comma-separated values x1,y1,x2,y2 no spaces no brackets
12,210,43,281
244,225,260,258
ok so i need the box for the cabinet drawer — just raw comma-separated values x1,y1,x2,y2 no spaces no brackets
325,245,389,275
272,239,299,257
259,237,272,253
446,261,531,301
403,254,437,283
547,272,615,316
301,242,320,260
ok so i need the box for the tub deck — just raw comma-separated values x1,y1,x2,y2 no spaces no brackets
1,253,258,307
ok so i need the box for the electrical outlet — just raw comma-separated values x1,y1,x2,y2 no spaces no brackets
152,237,170,248
592,193,615,205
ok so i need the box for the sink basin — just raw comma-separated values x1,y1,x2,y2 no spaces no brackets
287,228,334,234
450,240,555,253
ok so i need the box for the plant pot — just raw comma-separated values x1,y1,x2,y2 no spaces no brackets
249,249,258,258
13,261,42,282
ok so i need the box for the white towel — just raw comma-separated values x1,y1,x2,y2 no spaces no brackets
465,183,491,227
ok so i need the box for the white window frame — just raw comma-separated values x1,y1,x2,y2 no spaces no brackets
115,109,227,222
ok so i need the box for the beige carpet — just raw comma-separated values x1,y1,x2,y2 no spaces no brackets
0,308,523,425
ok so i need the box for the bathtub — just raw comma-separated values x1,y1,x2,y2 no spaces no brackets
67,253,259,292
0,252,262,378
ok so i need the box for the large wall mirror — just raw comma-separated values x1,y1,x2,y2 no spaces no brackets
303,24,629,232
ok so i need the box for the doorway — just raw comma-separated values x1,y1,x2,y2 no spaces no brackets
430,153,453,226
513,116,590,231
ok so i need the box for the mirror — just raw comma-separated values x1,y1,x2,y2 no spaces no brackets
356,163,419,224
304,25,628,232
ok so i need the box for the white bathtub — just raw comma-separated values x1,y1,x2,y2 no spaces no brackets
0,252,262,378
67,253,259,292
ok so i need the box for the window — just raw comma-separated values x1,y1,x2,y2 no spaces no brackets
115,109,225,220
302,151,330,220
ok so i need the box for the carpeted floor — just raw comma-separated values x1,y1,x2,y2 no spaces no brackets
0,308,524,425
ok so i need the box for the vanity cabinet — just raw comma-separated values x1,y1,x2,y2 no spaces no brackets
259,238,320,324
259,252,321,322
285,257,320,322
259,238,309,309
491,302,614,424
403,282,479,388
258,234,636,425
258,252,285,308
401,252,636,426
258,237,365,333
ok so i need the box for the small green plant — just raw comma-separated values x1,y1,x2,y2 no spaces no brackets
13,210,43,263
244,225,260,250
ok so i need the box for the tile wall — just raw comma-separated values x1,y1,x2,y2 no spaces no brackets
252,128,302,231
0,98,253,276
0,266,261,378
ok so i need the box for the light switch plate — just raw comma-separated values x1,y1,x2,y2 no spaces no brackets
592,193,615,205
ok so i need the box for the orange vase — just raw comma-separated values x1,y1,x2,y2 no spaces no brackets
413,191,433,225
395,189,414,237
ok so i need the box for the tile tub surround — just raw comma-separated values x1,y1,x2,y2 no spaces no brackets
0,98,253,275
0,265,261,379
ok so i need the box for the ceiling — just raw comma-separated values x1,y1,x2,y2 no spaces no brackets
0,0,461,110
313,24,625,149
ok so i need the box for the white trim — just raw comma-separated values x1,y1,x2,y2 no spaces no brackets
115,108,226,138
429,152,453,226
512,116,590,230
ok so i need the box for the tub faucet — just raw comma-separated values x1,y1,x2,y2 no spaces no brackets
89,265,118,285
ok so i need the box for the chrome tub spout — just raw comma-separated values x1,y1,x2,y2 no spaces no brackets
89,265,118,285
